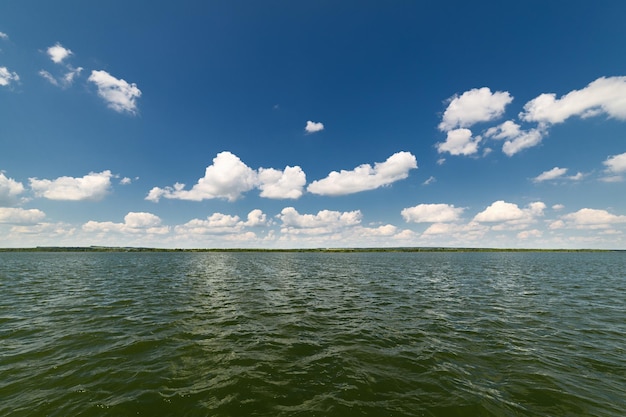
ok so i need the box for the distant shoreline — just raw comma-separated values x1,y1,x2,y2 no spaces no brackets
0,246,623,253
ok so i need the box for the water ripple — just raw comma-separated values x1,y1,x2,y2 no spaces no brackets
1,251,625,416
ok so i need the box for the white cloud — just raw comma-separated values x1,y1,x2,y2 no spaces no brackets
421,221,488,240
484,120,546,156
603,152,626,174
422,176,436,185
88,70,141,114
307,151,417,196
120,177,132,185
146,152,257,202
46,43,73,64
600,175,623,183
561,208,626,229
0,66,19,87
243,209,267,227
568,172,584,181
0,32,8,40
520,76,626,124
485,120,522,139
439,87,513,131
501,128,544,156
401,203,464,223
278,207,361,235
124,212,162,228
534,167,568,182
29,170,113,201
83,212,169,235
258,166,306,199
305,120,324,133
436,158,446,165
0,172,25,205
552,204,565,211
436,128,481,156
517,229,542,239
0,208,45,224
473,200,546,227
174,209,267,235
39,67,83,88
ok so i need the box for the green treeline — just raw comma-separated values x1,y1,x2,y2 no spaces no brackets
0,246,620,253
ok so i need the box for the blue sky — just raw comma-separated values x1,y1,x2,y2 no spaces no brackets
1,1,626,249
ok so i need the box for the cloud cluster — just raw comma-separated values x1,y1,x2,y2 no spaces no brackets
174,209,267,236
437,76,626,157
436,88,512,156
148,151,416,202
278,207,361,235
83,212,169,235
38,42,83,88
0,207,46,225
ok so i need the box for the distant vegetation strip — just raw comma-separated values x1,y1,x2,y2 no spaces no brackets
0,246,621,253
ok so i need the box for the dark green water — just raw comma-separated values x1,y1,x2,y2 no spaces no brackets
1,252,624,416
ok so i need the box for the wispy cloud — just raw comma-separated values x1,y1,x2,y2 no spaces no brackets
0,66,19,87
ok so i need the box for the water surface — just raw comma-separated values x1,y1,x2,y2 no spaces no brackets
1,251,624,416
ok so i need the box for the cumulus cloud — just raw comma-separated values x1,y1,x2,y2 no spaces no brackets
307,151,417,196
520,76,626,124
258,166,306,199
46,43,73,64
0,66,19,87
88,70,141,114
473,200,546,228
401,203,464,223
29,170,113,201
485,121,546,156
439,87,513,131
278,207,361,235
147,152,309,202
561,208,626,229
0,172,25,205
534,167,568,182
174,209,267,235
517,229,542,239
83,212,169,235
0,207,46,224
147,152,257,202
436,128,481,156
603,152,626,175
0,32,8,40
305,120,324,133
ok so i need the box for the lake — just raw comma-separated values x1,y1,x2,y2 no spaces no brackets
1,251,625,416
